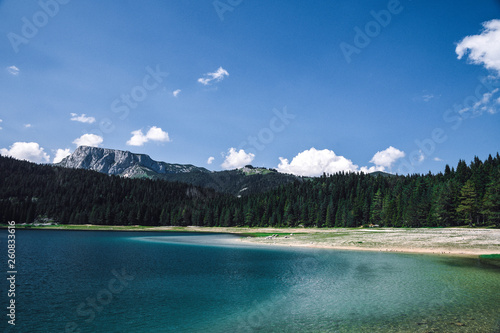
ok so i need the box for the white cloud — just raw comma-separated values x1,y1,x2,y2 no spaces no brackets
221,148,255,170
6,65,19,76
146,126,170,142
277,148,359,177
459,88,500,116
456,19,500,75
127,130,148,146
0,142,50,163
207,156,215,165
173,89,181,97
197,67,229,85
276,146,408,176
53,148,71,163
434,157,443,162
126,126,171,146
416,150,425,163
73,134,103,147
359,165,386,174
24,124,32,128
422,94,435,102
70,113,96,124
0,119,3,130
369,146,405,170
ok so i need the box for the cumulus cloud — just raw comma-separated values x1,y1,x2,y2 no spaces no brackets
73,134,103,147
369,146,405,170
221,148,255,170
173,89,181,97
0,142,50,163
6,65,19,76
276,146,408,176
53,148,71,163
277,148,359,177
359,165,386,174
126,126,171,146
70,113,96,124
434,157,443,162
0,119,3,130
456,19,500,75
207,156,215,165
24,124,32,128
198,67,229,85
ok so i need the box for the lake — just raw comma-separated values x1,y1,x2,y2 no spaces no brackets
1,229,499,332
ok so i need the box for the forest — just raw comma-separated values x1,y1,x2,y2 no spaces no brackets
0,153,499,228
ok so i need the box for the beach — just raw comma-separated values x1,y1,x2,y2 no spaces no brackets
15,224,500,257
235,227,500,257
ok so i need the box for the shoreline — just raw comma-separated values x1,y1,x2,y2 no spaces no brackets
3,224,499,258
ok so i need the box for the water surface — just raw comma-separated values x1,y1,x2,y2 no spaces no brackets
1,229,499,332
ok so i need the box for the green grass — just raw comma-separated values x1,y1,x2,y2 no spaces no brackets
479,254,500,259
239,232,305,237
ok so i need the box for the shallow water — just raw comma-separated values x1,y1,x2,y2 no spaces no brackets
1,229,499,332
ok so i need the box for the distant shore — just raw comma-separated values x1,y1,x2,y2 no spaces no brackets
4,224,500,258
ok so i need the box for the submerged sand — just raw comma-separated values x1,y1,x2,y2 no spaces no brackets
232,227,500,256
162,226,500,257
13,224,500,257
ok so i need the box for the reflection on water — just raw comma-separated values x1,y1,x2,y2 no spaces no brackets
1,230,499,333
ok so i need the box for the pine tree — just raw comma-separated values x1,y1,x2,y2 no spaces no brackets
457,180,477,227
370,189,383,224
482,174,500,226
325,200,335,228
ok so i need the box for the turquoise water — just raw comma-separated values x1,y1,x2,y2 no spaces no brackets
1,229,499,332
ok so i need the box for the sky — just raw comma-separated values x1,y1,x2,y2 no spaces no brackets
0,0,499,176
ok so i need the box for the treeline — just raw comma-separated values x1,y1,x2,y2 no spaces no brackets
0,156,222,226
240,155,500,228
0,154,499,228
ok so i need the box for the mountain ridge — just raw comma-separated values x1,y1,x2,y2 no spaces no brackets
56,146,301,195
57,146,209,178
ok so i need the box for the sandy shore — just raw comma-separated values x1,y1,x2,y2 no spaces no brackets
12,224,499,257
233,227,500,257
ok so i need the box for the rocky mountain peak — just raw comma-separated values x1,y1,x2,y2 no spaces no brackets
56,146,209,178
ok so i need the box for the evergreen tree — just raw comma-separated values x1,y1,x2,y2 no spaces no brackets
482,173,500,226
370,189,383,224
457,180,478,227
325,200,335,228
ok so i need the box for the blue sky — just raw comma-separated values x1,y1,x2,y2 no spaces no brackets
1,0,499,176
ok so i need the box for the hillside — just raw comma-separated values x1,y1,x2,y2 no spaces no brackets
1,153,499,228
57,146,300,196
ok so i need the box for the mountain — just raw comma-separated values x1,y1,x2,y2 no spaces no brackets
369,171,396,178
57,146,209,178
57,146,300,196
161,166,301,197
